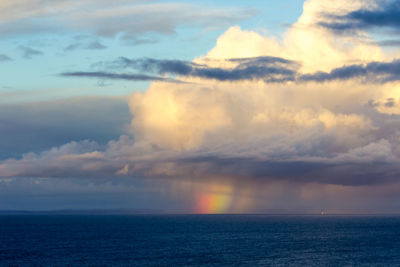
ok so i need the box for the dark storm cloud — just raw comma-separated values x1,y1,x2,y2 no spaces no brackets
173,156,400,186
320,0,400,33
18,46,43,59
1,104,400,187
0,97,131,160
2,103,400,187
1,145,399,186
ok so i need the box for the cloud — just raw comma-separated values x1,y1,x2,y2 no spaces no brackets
60,71,181,83
0,54,12,62
0,1,256,38
18,45,43,59
318,0,400,33
377,40,400,46
4,0,400,212
0,96,130,160
1,133,400,187
121,36,159,46
299,59,400,83
32,0,400,192
80,56,400,84
64,41,107,51
97,56,298,82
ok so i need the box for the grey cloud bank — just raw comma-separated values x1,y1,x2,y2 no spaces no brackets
0,96,130,160
63,56,400,84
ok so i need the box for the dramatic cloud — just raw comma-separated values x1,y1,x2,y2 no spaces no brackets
4,0,400,212
1,133,399,187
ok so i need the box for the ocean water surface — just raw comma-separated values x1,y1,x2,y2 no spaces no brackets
1,215,400,266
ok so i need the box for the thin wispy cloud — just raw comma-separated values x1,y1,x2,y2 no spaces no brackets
60,71,184,83
18,45,43,59
0,1,257,39
0,54,12,62
64,41,107,51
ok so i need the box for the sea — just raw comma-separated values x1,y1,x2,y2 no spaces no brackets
1,214,400,266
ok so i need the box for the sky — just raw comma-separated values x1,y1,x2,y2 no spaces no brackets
1,0,400,213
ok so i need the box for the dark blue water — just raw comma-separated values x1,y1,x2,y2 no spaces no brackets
1,215,400,266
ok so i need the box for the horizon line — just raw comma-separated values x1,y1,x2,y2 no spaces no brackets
1,209,400,216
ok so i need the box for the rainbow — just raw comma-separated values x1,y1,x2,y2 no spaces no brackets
195,193,232,214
